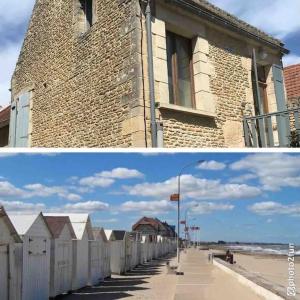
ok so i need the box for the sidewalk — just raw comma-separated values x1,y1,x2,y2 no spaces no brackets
174,249,264,300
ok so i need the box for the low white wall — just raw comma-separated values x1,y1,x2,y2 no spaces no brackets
213,258,285,300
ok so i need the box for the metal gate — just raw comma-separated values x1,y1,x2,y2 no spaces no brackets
243,107,300,147
0,245,8,300
57,241,72,294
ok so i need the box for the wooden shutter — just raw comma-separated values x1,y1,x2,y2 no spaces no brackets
272,65,289,146
272,65,287,111
16,92,30,147
8,101,17,147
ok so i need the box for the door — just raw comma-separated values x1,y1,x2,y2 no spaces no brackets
89,241,102,285
24,237,50,300
57,241,72,294
0,245,9,300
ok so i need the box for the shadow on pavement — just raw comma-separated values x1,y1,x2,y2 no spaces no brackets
58,254,176,300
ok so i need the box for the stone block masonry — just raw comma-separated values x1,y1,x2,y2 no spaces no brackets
12,0,146,147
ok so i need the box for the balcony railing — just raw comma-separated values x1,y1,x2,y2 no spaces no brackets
243,107,300,148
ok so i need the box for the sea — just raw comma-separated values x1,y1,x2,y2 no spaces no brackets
226,244,300,256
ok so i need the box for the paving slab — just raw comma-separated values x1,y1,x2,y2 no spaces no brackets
174,249,264,300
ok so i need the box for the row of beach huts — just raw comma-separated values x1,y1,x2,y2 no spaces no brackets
0,207,176,300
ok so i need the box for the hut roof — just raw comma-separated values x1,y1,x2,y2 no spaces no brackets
0,206,22,243
44,216,76,239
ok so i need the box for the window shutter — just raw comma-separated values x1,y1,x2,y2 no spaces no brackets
16,92,30,147
272,65,289,147
272,65,287,111
8,101,17,147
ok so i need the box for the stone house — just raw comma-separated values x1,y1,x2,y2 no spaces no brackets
10,0,289,148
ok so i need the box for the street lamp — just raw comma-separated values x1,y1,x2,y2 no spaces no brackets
170,160,205,265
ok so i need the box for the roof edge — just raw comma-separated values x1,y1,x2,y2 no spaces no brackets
165,0,289,55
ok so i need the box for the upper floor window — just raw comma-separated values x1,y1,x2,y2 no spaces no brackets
252,64,269,115
79,0,94,33
166,31,195,108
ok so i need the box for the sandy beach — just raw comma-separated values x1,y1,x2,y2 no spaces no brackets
234,253,300,291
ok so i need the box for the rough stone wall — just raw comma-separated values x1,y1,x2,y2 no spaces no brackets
162,28,249,148
12,0,144,147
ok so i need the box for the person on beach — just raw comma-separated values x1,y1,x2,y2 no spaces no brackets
226,250,234,264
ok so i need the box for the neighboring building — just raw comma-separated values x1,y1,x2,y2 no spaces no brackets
284,64,300,106
10,0,289,148
132,216,176,237
0,106,10,147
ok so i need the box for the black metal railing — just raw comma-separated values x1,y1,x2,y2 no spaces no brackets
243,107,300,148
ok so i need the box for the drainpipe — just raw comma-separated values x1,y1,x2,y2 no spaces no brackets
145,0,158,147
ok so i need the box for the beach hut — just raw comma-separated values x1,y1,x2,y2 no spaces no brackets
92,228,111,279
0,207,22,300
45,213,94,290
129,232,142,268
9,213,52,300
44,216,76,297
105,230,127,274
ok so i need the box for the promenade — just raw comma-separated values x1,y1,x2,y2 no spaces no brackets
174,249,264,300
61,249,267,300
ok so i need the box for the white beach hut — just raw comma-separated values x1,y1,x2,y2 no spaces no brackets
88,238,102,286
44,216,76,297
45,213,94,291
93,227,111,279
0,207,22,300
105,230,127,275
9,213,52,300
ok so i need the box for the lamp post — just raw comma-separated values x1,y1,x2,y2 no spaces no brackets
173,160,204,265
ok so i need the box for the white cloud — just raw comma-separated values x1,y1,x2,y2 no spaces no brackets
121,200,175,214
210,0,300,39
283,54,300,67
229,173,257,184
63,201,109,213
23,183,82,201
0,42,22,107
124,174,261,201
197,160,226,171
97,168,144,179
78,168,143,188
0,199,45,214
79,176,115,188
230,153,300,191
0,0,35,28
94,218,119,224
188,202,234,215
0,181,23,197
248,201,300,216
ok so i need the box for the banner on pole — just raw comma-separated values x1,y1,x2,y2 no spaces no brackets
170,194,180,201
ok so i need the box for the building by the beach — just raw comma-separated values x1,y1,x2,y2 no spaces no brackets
132,217,176,238
10,0,292,148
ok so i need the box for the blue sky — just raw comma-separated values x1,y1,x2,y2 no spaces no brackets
0,152,300,244
0,0,300,107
